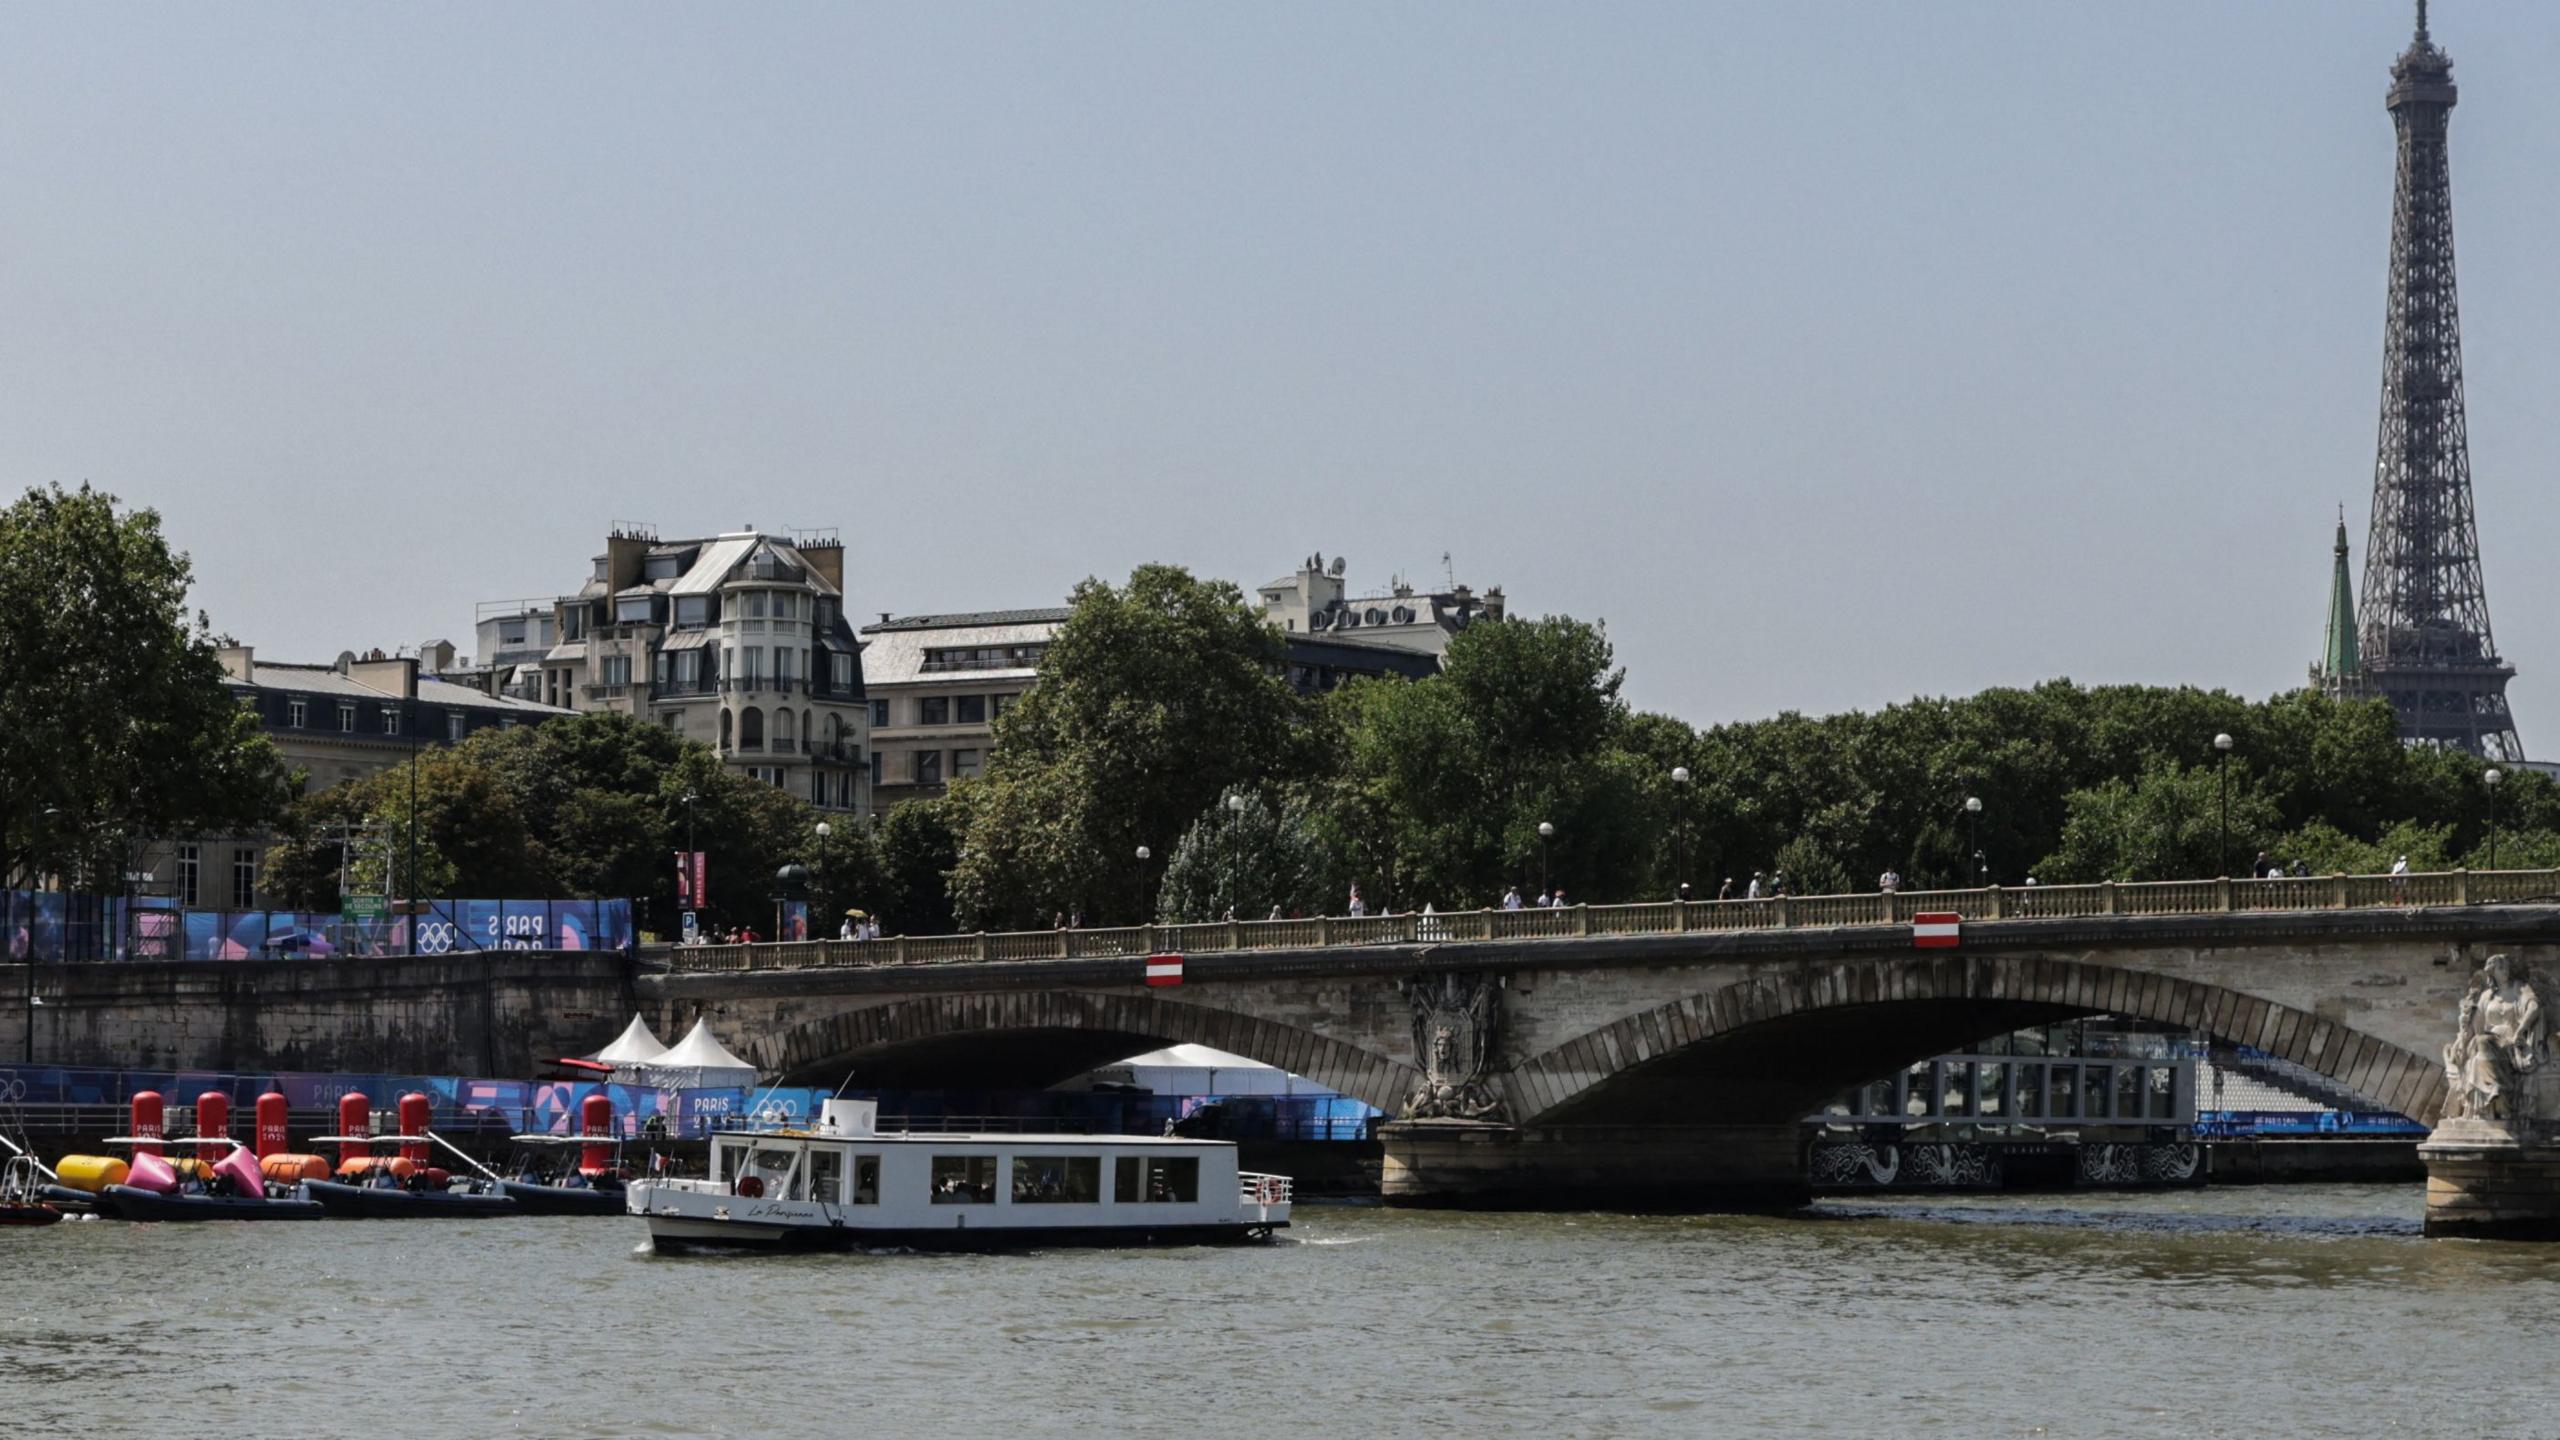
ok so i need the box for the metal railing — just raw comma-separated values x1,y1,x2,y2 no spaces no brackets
646,866,2560,974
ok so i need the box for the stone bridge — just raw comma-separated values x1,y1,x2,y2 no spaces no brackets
638,904,2556,1206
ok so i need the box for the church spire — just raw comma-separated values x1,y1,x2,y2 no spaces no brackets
2317,511,2363,691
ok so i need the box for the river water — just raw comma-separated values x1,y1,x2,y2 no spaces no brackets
4,1185,2554,1438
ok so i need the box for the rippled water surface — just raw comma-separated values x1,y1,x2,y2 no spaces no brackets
5,1185,2557,1437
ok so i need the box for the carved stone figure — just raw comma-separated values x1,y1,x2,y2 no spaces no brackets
1398,972,1507,1122
2441,953,2551,1127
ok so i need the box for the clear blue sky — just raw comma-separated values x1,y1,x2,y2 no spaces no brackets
7,3,2560,746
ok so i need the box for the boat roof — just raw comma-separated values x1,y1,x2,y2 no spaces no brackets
509,1133,623,1145
101,1135,241,1149
709,1128,1235,1147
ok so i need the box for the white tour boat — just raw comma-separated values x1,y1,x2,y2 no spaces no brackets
627,1100,1293,1253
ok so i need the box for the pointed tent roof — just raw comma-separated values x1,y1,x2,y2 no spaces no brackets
630,1017,759,1087
589,1014,669,1065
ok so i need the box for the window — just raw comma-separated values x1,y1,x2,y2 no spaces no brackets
920,696,949,726
915,750,941,785
615,595,653,624
447,713,465,742
602,654,632,686
720,710,734,750
748,591,768,618
775,708,796,750
992,693,1016,719
850,1155,880,1204
870,699,890,728
870,751,884,788
231,851,257,909
831,652,855,690
806,1149,840,1202
953,748,980,779
562,608,586,641
1114,1155,1198,1204
775,592,796,620
1011,1156,1101,1204
930,1154,998,1203
287,698,307,728
743,647,764,689
338,703,356,733
739,707,764,751
674,595,712,628
382,708,400,736
956,695,986,725
775,648,795,689
811,770,825,805
176,844,200,907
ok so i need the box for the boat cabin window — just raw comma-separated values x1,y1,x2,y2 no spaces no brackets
930,1155,998,1204
746,1145,801,1196
807,1149,841,1203
1114,1155,1199,1204
1010,1156,1101,1204
850,1155,879,1205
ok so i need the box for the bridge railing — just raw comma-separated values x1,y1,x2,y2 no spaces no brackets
640,865,2560,973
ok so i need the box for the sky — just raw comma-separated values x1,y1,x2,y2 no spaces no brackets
7,2,2560,746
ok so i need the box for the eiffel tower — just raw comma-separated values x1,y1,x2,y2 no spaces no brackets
2353,0,2523,759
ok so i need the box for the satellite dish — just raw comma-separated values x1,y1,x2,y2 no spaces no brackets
333,650,358,673
1329,557,1346,577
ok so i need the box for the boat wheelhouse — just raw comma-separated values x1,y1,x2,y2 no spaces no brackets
627,1100,1293,1252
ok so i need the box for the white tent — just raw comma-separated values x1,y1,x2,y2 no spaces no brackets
621,1017,760,1089
1065,1043,1329,1098
588,1014,669,1066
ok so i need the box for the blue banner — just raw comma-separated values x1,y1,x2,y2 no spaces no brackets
0,891,632,962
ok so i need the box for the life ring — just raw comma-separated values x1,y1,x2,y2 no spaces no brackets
1255,1176,1283,1206
734,1175,765,1198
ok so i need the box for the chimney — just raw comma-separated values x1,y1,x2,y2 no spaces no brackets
217,644,254,683
349,653,421,700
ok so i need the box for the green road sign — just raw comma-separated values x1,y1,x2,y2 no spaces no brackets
342,894,389,921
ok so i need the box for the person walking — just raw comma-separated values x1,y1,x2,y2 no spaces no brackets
1501,886,1523,911
1746,871,1766,901
1347,885,1368,917
1717,877,1734,901
1878,867,1901,894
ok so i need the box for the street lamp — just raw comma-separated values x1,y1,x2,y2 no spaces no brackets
1225,794,1248,919
1134,845,1152,924
679,791,700,937
1963,796,1983,886
2213,733,2235,878
2485,768,2503,872
814,821,832,933
1670,766,1691,899
1538,821,1556,898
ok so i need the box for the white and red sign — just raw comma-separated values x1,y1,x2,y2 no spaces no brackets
1912,912,1962,949
1144,954,1185,987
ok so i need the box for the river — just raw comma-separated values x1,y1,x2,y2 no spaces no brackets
3,1185,2553,1437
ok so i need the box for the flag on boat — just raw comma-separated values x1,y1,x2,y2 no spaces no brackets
1912,912,1961,949
1144,954,1185,986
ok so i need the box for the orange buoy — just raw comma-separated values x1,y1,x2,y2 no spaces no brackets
334,1155,415,1180
259,1154,330,1185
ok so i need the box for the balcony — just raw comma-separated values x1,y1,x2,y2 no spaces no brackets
651,679,719,700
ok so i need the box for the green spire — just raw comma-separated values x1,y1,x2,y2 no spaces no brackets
2321,511,2361,681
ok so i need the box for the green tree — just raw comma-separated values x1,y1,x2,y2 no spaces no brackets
948,566,1313,928
0,484,289,895
1155,788,1342,922
873,797,962,936
2039,760,2284,883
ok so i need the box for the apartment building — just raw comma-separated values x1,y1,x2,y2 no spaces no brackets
858,609,1065,810
490,525,870,812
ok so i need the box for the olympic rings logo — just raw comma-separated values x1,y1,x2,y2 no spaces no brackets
415,922,458,955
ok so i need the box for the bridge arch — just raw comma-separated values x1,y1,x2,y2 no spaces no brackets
1506,953,2447,1129
737,990,1418,1114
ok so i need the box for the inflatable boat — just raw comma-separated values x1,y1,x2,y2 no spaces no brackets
305,1176,520,1219
93,1184,324,1222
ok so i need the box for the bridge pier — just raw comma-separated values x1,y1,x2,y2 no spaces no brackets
1377,1120,1809,1211
2420,1123,2560,1240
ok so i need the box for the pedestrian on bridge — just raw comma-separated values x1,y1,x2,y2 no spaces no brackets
1501,886,1523,910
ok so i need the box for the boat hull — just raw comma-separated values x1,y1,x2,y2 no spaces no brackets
644,1216,1284,1254
498,1180,624,1216
0,1202,63,1226
305,1180,520,1219
93,1186,324,1222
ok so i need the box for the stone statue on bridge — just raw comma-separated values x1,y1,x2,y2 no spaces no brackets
2441,954,2551,1131
1400,972,1508,1123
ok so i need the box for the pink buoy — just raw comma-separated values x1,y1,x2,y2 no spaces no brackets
130,1091,165,1158
195,1092,231,1164
337,1093,370,1168
398,1092,431,1165
212,1147,267,1200
126,1150,179,1195
255,1092,289,1158
579,1093,614,1175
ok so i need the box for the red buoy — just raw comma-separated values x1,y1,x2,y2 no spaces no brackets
130,1091,165,1158
398,1092,431,1165
579,1093,614,1175
255,1092,289,1158
337,1093,371,1168
195,1092,230,1164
